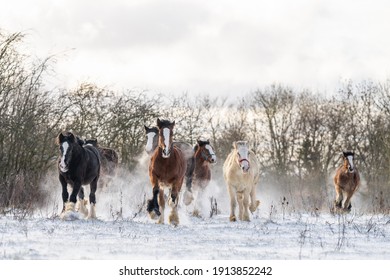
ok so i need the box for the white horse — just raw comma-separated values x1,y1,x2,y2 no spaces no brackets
223,141,260,222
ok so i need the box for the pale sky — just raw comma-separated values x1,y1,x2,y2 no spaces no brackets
1,0,390,97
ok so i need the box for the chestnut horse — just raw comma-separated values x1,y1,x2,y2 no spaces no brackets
56,132,100,220
84,138,119,189
182,139,216,215
223,141,260,222
147,119,187,225
333,151,360,212
144,125,195,191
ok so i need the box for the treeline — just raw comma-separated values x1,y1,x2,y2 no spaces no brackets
1,31,389,213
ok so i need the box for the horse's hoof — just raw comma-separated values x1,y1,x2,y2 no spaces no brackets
76,199,89,217
149,208,161,220
87,203,97,219
250,200,260,212
168,211,179,226
182,190,194,206
229,215,236,222
192,209,201,218
242,215,251,222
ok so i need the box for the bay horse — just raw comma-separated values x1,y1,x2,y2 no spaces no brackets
223,141,260,222
144,124,195,191
84,138,119,189
333,151,360,212
182,138,217,216
147,118,187,226
56,132,101,220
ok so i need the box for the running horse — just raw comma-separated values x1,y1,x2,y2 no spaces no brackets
182,138,217,215
56,132,101,220
147,118,187,225
144,124,195,191
223,141,260,222
333,151,360,212
84,138,119,189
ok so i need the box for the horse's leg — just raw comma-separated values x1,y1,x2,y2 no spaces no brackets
157,187,165,224
192,189,201,217
147,172,161,218
236,190,244,221
228,185,237,222
343,191,353,213
242,190,251,222
168,183,181,226
76,186,89,217
59,174,68,213
183,158,195,206
67,181,81,212
249,185,260,213
334,184,343,209
87,177,98,219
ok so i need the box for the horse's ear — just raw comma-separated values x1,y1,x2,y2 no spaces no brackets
144,125,148,131
56,132,64,145
172,120,175,127
157,118,161,127
232,141,237,149
68,132,76,143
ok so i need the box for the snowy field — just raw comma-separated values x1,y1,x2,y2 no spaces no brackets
1,160,389,261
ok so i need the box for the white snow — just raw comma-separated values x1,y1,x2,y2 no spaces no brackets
1,157,389,261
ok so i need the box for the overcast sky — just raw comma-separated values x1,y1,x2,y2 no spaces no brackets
1,0,390,97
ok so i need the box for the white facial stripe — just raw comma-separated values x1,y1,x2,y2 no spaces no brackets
60,142,69,171
347,155,354,169
205,145,216,161
163,128,170,151
238,146,249,159
145,132,156,152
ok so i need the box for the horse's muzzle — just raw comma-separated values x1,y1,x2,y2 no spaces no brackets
59,163,68,173
239,159,250,173
162,148,171,158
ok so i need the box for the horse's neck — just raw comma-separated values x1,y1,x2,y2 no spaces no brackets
70,143,84,163
195,149,207,164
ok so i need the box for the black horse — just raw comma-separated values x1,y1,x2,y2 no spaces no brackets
84,138,119,189
56,132,101,219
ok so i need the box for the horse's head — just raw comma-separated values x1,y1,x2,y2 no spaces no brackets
343,151,356,173
144,125,159,155
234,141,250,173
196,138,217,164
157,118,175,158
56,132,77,173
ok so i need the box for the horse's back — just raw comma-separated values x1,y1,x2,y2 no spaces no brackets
173,141,194,160
82,145,101,183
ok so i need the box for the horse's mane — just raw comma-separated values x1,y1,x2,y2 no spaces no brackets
144,125,159,133
194,139,210,152
157,118,175,128
233,140,248,150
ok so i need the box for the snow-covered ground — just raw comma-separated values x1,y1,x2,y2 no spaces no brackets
1,160,389,261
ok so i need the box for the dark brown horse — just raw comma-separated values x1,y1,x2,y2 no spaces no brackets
56,132,100,220
182,139,216,215
84,138,119,189
147,118,187,226
334,151,360,212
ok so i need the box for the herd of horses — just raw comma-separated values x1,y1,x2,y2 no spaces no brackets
56,119,360,224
